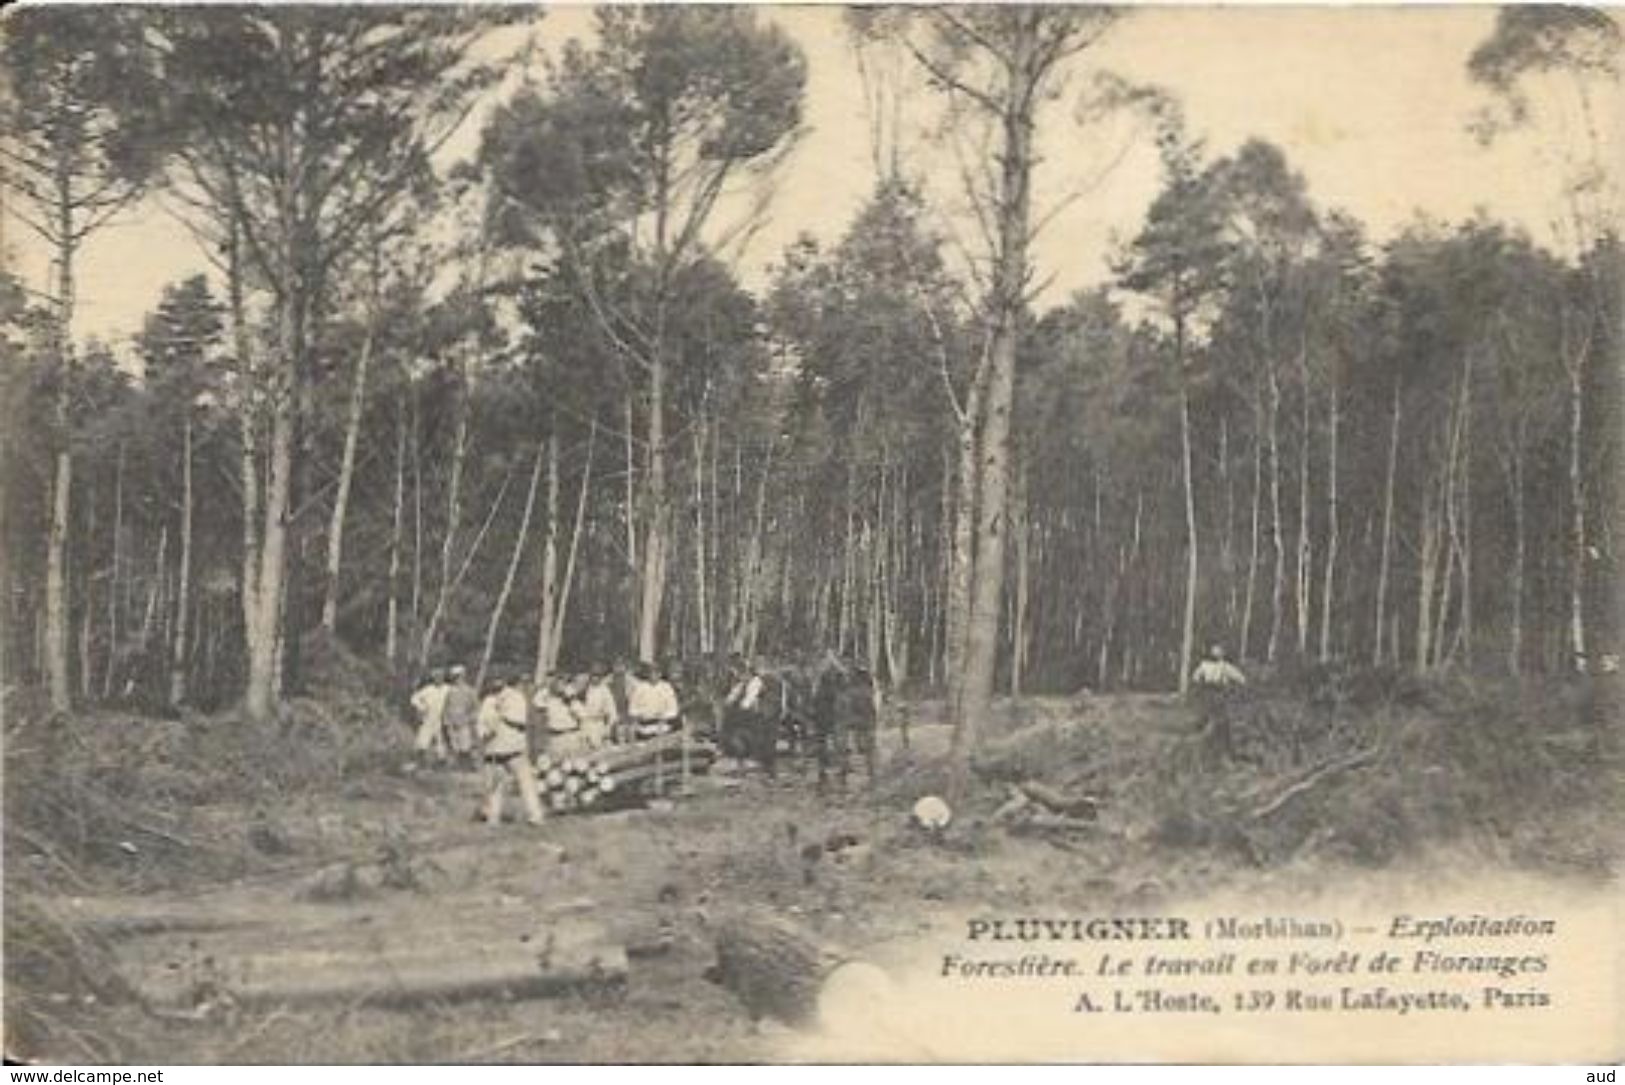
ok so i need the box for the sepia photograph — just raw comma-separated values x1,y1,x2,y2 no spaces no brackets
0,2,1620,1067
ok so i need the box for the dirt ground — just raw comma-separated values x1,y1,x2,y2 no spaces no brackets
6,688,1620,1064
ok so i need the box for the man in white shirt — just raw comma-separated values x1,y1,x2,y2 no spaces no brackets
575,665,618,750
1192,645,1246,688
479,671,545,826
726,656,766,713
409,668,450,766
534,674,586,758
629,662,681,739
1190,645,1245,757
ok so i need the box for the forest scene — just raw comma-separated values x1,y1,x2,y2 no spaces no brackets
1,4,1620,1065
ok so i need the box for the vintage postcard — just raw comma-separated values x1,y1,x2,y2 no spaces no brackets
1,3,1620,1066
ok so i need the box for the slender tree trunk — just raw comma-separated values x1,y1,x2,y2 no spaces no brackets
1436,365,1465,668
320,306,376,635
1241,398,1263,661
638,356,668,663
625,395,637,578
386,387,407,671
102,444,125,699
410,390,423,648
1011,460,1031,697
228,218,261,678
169,413,194,707
945,400,979,713
1460,369,1473,669
1415,476,1439,673
1295,344,1313,659
1374,377,1400,666
246,363,295,724
534,427,561,684
692,423,711,656
44,176,76,714
1318,383,1340,663
1565,349,1587,670
1266,360,1285,664
479,437,545,690
245,182,307,724
735,443,773,656
1177,338,1198,695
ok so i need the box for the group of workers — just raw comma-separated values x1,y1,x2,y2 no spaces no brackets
408,659,688,827
405,644,1245,823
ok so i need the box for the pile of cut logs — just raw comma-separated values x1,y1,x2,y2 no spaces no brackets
535,730,717,812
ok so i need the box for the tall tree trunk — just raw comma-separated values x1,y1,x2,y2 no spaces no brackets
945,395,980,716
245,173,308,723
169,413,194,707
1011,460,1031,697
1177,336,1198,695
958,32,1045,761
478,438,546,690
1295,344,1313,659
1459,368,1473,669
1565,344,1587,671
1436,364,1466,669
1241,398,1263,661
1374,377,1400,666
410,390,423,649
692,423,711,656
80,490,96,701
638,356,668,663
386,387,407,671
44,173,76,714
735,443,773,656
1415,476,1439,673
320,305,376,635
1317,383,1340,663
102,444,125,699
534,427,561,684
1266,360,1285,664
246,365,295,724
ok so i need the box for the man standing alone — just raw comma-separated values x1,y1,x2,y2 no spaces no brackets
1191,644,1246,758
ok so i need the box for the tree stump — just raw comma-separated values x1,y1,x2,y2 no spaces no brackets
709,910,845,1027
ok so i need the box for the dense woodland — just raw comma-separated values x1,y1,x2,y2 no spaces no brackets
1,7,1618,755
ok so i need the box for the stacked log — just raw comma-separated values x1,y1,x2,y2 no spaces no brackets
535,732,717,812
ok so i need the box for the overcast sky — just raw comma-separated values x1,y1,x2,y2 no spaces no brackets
6,4,1614,348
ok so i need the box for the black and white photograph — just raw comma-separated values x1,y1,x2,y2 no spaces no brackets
1,3,1620,1066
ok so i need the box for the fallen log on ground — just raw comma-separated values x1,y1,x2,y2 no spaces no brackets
118,916,627,1009
1015,780,1100,820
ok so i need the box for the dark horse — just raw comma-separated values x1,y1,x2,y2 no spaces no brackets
720,652,878,788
